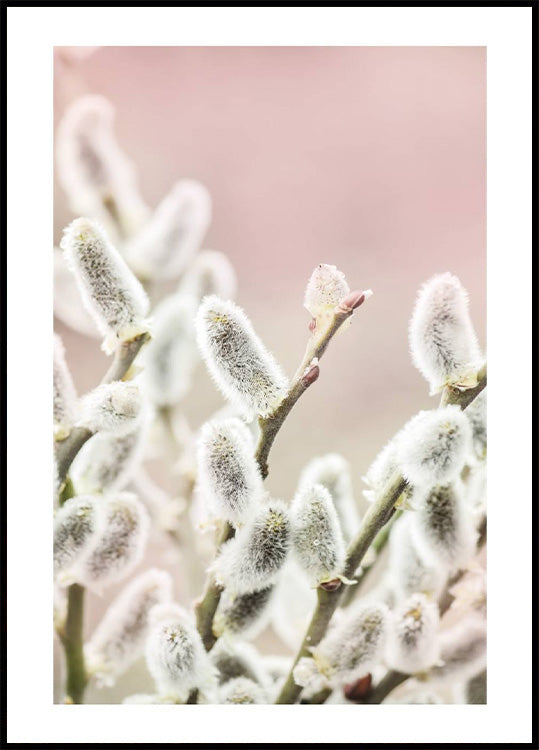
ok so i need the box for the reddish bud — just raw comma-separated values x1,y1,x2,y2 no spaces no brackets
308,318,317,333
344,673,372,701
319,577,342,592
301,363,320,387
338,290,367,313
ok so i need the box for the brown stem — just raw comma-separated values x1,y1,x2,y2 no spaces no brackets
63,583,87,704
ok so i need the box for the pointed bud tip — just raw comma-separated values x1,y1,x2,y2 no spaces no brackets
301,363,320,387
339,289,372,313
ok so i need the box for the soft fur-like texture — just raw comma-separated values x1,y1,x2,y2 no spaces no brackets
409,272,483,394
385,593,440,674
53,334,78,439
61,217,150,353
218,676,268,704
144,603,217,701
125,180,211,281
56,95,149,241
78,381,143,436
299,453,360,540
397,406,472,487
141,292,198,406
85,569,173,686
427,615,486,686
312,602,389,687
53,495,105,581
179,249,237,302
410,481,478,570
213,500,291,594
197,417,263,527
213,585,275,640
304,263,350,332
78,492,150,590
195,296,289,419
291,483,346,585
464,390,487,463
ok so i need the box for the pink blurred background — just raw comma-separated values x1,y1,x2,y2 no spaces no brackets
54,46,485,701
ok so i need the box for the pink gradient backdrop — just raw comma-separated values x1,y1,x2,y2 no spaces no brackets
53,44,485,702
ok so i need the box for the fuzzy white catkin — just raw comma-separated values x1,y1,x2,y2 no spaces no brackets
410,481,478,570
210,640,271,687
291,483,346,585
78,492,149,590
397,406,472,487
85,569,173,685
56,95,149,241
304,264,350,332
141,293,198,407
71,407,150,493
213,585,275,640
409,272,483,394
387,514,448,603
195,296,289,419
179,249,237,302
465,390,487,463
197,418,263,527
427,615,486,685
385,593,441,674
54,247,101,339
299,454,360,540
53,495,105,581
125,180,211,281
53,334,78,439
214,500,291,594
145,603,217,700
61,217,150,354
219,677,268,704
312,602,389,687
78,381,143,436
362,437,401,503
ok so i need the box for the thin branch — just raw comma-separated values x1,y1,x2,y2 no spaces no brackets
255,290,370,478
194,291,372,652
194,521,235,652
62,583,87,704
275,365,488,704
55,332,151,489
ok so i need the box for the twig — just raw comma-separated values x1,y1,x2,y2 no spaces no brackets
194,291,372,651
62,583,87,704
55,332,151,488
255,290,369,478
275,365,488,704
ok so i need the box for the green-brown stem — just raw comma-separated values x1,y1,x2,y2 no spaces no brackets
62,583,87,704
276,365,487,704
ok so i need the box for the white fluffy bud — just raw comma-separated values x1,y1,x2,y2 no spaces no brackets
60,217,150,353
410,482,478,570
427,615,486,685
54,247,100,339
71,409,150,493
78,492,149,590
53,495,105,581
387,514,448,602
125,180,211,281
179,249,237,302
210,640,271,687
85,569,173,685
397,406,472,487
385,593,440,674
145,603,217,700
141,293,198,407
213,585,275,640
409,273,483,394
304,263,350,332
197,418,263,527
219,677,268,704
362,438,400,503
312,602,389,686
53,334,78,439
465,390,487,463
213,500,291,594
56,95,149,240
291,483,346,586
78,381,143,436
299,454,360,540
195,296,288,419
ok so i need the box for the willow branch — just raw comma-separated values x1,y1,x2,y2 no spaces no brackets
255,290,370,478
62,583,87,704
276,364,488,704
55,332,151,489
194,291,372,652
